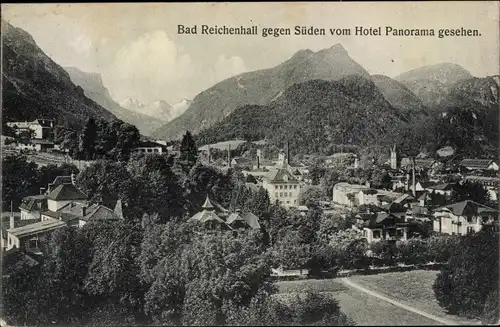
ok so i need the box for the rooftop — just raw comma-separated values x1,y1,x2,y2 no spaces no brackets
264,168,299,183
47,184,87,201
461,159,496,169
437,200,498,216
7,219,66,237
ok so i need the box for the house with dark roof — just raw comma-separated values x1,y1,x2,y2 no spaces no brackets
2,247,43,278
19,194,47,220
47,183,88,211
226,210,261,230
230,157,253,169
460,159,499,172
188,196,261,232
41,201,124,228
262,168,302,207
47,175,73,192
188,197,232,231
433,200,498,236
354,211,410,243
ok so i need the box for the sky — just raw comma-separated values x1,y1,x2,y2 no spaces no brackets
2,2,499,105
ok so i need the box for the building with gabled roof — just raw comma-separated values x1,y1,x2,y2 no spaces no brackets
226,210,261,230
47,183,88,211
354,211,409,243
188,196,232,231
262,168,302,207
460,159,498,171
47,175,73,192
231,157,253,169
41,201,124,228
6,119,54,139
5,219,67,251
433,200,498,236
5,175,124,253
19,194,47,221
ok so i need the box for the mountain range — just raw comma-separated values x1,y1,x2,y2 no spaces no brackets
120,97,191,123
196,75,410,155
395,63,474,109
154,45,473,140
2,20,116,129
2,20,497,157
152,44,372,140
64,67,165,136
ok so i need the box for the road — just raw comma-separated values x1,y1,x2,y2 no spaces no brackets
340,278,459,326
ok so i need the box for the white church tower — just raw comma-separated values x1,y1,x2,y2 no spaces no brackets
390,144,399,170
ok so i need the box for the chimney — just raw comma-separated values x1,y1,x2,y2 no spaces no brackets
228,144,231,168
40,187,45,195
412,158,416,197
287,141,290,165
10,215,15,229
257,156,260,169
81,206,87,217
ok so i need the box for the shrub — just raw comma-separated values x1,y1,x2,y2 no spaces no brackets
369,240,396,266
433,230,499,318
396,238,428,265
481,289,500,325
426,234,461,263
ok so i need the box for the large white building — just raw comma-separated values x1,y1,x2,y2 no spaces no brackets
332,183,370,207
7,119,54,139
332,182,404,207
433,200,498,235
262,168,302,207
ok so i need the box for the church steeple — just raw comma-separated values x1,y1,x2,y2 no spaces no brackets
202,196,214,211
390,144,399,170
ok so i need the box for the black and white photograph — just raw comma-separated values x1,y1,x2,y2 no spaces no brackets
1,2,499,326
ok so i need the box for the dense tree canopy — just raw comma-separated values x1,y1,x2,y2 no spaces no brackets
433,230,499,319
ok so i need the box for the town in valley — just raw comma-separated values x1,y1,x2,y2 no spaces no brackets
1,3,499,327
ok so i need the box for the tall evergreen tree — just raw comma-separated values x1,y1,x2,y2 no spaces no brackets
179,131,198,172
79,117,98,160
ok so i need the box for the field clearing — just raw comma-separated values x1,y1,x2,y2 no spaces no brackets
277,279,348,294
350,270,481,325
277,279,438,325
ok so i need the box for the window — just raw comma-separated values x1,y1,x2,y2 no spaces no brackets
275,193,278,198
154,149,159,153
284,185,288,189
287,201,290,204
147,149,153,153
294,200,297,204
373,230,381,239
279,192,283,197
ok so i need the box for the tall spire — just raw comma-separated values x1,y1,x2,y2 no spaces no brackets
202,196,214,211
